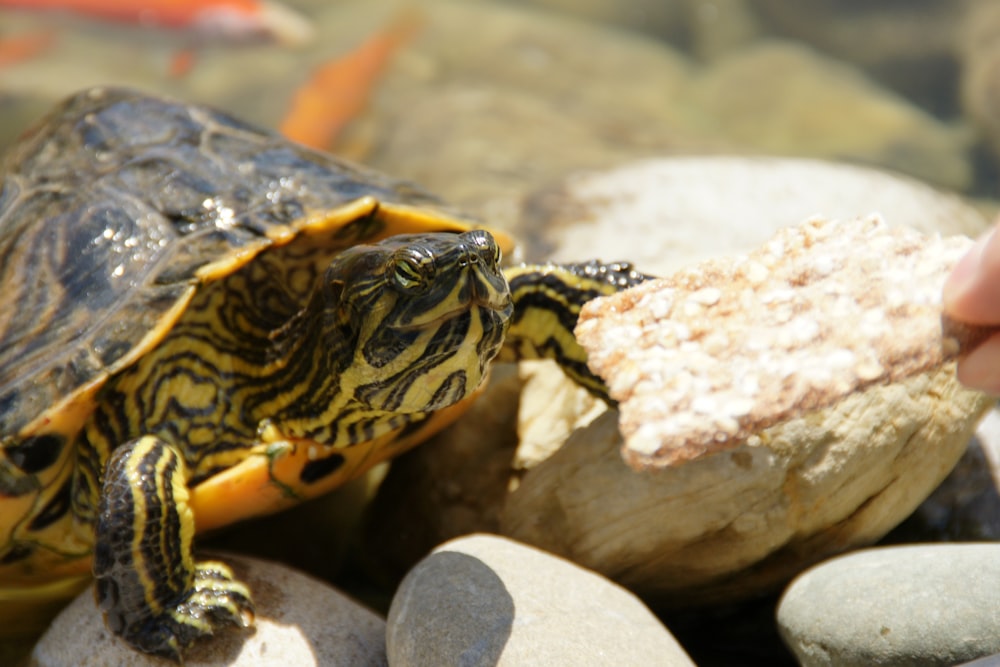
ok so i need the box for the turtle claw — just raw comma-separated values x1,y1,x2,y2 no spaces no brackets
179,561,256,630
114,561,254,662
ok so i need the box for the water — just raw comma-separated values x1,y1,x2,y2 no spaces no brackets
0,0,988,206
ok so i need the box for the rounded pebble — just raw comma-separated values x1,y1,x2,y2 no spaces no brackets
31,553,387,667
777,544,1000,666
387,533,694,667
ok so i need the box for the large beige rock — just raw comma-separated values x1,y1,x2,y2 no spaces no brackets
368,220,992,607
890,406,1000,543
31,554,387,667
386,534,695,666
503,369,989,606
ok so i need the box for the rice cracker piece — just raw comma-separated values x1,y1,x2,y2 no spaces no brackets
576,214,990,468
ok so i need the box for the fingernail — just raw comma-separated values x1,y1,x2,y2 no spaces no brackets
957,330,1000,393
943,228,993,308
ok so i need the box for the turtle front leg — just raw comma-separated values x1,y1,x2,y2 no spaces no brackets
94,436,254,661
499,260,650,401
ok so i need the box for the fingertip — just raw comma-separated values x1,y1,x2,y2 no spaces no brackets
942,238,982,308
956,330,1000,394
943,226,1000,322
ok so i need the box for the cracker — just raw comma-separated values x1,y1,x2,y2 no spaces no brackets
576,215,984,468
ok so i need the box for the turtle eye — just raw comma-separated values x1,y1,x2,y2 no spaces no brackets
392,252,429,292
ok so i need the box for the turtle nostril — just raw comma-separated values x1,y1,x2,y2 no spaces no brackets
458,247,481,268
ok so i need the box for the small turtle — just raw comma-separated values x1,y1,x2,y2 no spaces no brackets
0,87,645,659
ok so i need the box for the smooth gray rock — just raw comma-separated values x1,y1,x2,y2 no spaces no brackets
386,534,695,667
777,544,1000,666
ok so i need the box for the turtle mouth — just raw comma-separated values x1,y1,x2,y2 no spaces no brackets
390,307,464,332
391,296,512,332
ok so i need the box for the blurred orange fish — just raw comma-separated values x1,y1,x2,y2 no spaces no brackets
279,11,423,152
0,0,313,45
0,29,56,67
168,48,199,78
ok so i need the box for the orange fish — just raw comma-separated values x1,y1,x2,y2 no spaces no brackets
0,0,313,45
167,48,198,79
279,11,423,152
0,29,57,68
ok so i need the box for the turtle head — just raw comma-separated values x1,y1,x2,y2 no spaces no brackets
321,230,512,413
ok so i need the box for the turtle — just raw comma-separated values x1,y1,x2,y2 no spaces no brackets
0,86,646,660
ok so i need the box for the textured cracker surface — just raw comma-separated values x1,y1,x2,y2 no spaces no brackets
576,216,975,468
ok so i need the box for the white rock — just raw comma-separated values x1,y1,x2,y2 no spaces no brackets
532,156,986,276
32,554,387,667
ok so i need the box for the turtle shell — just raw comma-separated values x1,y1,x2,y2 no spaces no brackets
0,86,479,443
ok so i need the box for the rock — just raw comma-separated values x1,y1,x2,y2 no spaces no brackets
360,0,704,226
386,534,695,667
522,156,988,274
508,0,763,60
676,0,763,62
501,362,989,608
885,406,1000,542
777,544,1000,666
31,554,387,667
513,360,606,470
748,0,964,112
959,2,1000,163
689,41,972,190
532,217,992,604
